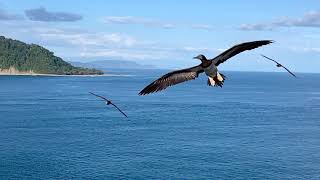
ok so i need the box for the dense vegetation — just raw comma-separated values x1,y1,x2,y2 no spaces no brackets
0,36,103,75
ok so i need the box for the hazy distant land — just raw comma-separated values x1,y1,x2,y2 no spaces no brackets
70,60,156,70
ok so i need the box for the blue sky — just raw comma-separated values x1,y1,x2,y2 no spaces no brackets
0,0,320,72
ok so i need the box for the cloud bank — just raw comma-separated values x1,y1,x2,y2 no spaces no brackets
25,7,82,22
240,10,320,31
103,16,213,30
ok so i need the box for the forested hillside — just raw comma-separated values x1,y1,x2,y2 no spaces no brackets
0,36,103,75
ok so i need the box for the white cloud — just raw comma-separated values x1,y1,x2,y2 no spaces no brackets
276,11,320,27
78,49,168,60
0,20,221,62
301,47,320,52
191,24,214,30
102,16,213,30
31,27,184,60
39,31,136,47
240,10,320,31
239,23,274,31
103,16,177,29
103,16,146,24
25,7,82,22
183,46,217,52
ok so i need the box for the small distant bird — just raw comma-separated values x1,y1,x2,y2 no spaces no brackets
89,92,128,118
260,54,296,77
139,40,273,95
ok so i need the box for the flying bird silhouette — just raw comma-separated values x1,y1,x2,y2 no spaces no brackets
260,54,296,77
89,92,128,118
139,40,273,95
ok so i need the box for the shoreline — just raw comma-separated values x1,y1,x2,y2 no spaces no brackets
0,67,134,77
0,73,134,77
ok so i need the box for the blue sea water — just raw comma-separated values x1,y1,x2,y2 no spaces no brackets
0,70,320,179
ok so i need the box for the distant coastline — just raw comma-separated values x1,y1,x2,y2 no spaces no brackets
0,67,132,77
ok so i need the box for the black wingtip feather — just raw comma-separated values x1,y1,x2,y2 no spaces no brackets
138,82,157,95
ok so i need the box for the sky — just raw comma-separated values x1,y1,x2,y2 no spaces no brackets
0,0,320,72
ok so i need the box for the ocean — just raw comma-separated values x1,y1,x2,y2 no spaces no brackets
0,70,320,179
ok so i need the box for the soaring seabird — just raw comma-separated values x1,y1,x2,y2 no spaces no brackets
260,54,296,77
139,40,273,95
89,92,128,118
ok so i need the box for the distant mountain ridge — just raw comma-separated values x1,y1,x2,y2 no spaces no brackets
70,60,156,70
0,36,103,75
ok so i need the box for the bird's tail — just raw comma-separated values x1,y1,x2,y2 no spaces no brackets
207,72,226,87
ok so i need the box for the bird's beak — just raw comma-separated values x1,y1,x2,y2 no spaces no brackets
193,57,197,59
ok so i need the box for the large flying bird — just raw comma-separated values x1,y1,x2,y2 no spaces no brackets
139,40,273,95
89,92,128,118
260,54,296,77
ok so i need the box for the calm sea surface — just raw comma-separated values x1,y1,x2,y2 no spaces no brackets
0,70,320,179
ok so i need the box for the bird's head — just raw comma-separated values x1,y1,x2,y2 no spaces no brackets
193,54,207,61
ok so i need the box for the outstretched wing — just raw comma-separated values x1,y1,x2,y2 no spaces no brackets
212,40,273,66
261,55,297,78
89,92,110,101
261,54,279,64
139,65,204,95
90,92,128,118
280,65,297,78
111,103,128,118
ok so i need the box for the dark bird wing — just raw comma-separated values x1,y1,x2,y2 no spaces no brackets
260,55,297,78
139,65,204,95
89,92,110,101
110,103,128,118
212,40,273,66
90,92,128,118
260,54,280,64
282,66,297,77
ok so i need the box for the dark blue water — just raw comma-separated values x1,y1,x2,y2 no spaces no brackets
1,71,320,179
